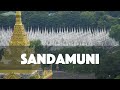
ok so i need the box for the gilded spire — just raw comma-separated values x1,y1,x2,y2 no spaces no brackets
15,11,22,25
9,11,30,46
16,11,21,16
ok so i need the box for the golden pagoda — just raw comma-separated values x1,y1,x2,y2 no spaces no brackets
0,11,53,79
9,11,30,46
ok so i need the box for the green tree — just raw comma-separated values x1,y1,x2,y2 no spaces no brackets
115,75,120,79
30,40,43,53
109,24,120,43
80,11,96,27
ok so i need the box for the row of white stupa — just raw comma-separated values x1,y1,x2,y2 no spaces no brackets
0,27,119,46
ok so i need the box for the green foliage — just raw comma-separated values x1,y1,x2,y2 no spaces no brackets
30,40,43,54
80,11,96,27
29,75,37,79
107,11,120,17
0,11,119,29
51,46,120,79
115,75,120,79
0,48,4,60
30,40,42,48
109,24,120,43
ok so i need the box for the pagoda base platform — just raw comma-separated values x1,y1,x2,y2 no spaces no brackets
0,69,53,79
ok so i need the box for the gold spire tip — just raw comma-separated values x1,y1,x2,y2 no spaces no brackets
16,11,21,16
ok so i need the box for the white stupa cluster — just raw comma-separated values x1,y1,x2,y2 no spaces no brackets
0,27,119,46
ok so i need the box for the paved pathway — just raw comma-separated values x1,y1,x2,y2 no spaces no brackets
53,71,96,79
